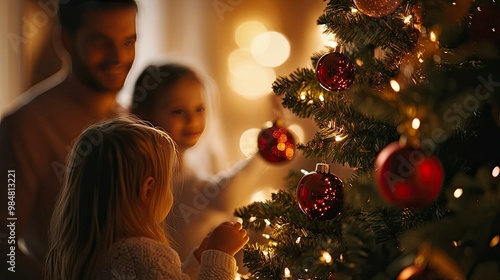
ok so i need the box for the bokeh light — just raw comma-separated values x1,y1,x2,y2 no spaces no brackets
288,123,305,143
228,49,276,99
235,20,268,48
250,187,275,203
318,24,338,48
250,31,290,67
239,128,260,157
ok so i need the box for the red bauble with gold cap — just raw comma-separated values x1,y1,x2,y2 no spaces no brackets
316,51,356,92
296,163,344,220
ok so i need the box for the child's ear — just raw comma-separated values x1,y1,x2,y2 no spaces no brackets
140,176,155,206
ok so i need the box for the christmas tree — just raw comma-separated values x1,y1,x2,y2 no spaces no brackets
235,0,500,279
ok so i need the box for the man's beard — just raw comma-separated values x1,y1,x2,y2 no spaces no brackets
71,56,128,93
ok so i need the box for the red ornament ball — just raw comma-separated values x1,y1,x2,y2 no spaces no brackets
375,142,444,208
316,52,356,92
257,120,296,163
296,163,344,220
353,0,403,18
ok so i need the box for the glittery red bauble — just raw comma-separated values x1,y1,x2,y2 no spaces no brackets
296,163,344,220
257,120,296,163
353,0,403,18
375,142,444,208
316,52,356,92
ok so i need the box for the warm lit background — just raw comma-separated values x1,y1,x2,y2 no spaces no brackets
0,2,355,271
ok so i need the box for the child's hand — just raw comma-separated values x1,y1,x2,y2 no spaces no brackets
205,221,249,256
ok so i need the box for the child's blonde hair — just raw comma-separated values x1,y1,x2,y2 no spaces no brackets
45,115,180,280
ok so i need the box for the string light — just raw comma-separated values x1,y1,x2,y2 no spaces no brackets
403,15,412,24
284,267,291,278
492,166,499,177
335,134,347,142
411,118,420,129
264,219,271,226
453,188,463,198
490,235,500,247
296,237,301,244
262,234,271,239
390,80,400,92
249,216,257,222
321,251,333,264
429,31,437,42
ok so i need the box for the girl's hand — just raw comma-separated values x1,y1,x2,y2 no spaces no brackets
205,221,249,256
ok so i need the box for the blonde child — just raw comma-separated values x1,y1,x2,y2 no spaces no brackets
44,116,249,280
130,63,255,261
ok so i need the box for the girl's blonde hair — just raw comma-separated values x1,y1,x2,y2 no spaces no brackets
45,115,180,280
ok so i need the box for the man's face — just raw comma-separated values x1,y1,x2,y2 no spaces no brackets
68,7,137,92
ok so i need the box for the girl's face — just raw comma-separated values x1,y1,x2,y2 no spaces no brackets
154,76,206,153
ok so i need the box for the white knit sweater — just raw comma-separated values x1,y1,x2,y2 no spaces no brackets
97,237,237,280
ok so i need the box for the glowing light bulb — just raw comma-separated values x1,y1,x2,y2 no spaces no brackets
411,118,420,129
335,134,347,142
430,31,437,42
453,188,463,198
490,235,500,247
404,15,412,24
492,166,499,177
284,268,291,278
321,251,333,264
390,80,400,92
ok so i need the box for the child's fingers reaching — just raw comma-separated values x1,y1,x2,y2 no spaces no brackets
237,227,247,237
206,221,250,256
232,222,242,230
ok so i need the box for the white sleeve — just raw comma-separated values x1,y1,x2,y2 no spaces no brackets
198,249,237,280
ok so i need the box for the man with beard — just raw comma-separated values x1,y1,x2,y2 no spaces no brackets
0,1,137,278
